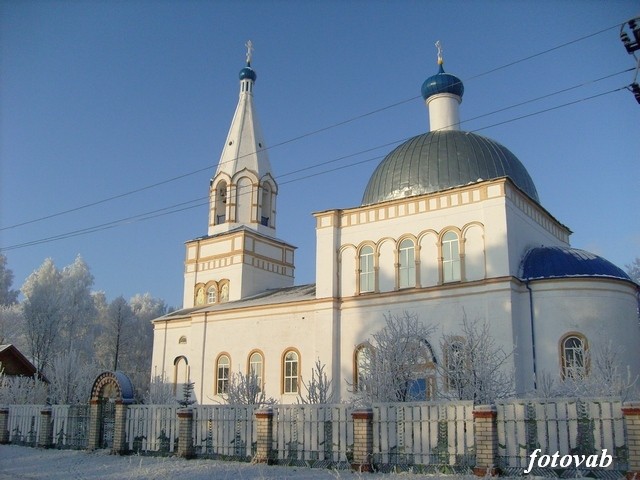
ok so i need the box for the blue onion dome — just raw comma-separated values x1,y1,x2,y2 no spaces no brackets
239,62,257,81
520,246,632,282
362,130,539,205
421,63,464,101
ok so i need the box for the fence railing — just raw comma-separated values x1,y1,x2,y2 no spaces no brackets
496,397,626,475
1,397,637,478
272,404,352,468
372,401,474,473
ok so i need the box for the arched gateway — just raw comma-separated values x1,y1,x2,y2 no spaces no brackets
87,371,135,452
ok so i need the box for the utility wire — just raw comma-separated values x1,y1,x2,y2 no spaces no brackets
0,22,620,233
0,84,626,253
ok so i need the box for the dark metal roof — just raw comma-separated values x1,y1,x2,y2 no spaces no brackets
520,246,631,282
362,130,539,205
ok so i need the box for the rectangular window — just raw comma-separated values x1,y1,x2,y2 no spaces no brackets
359,247,375,293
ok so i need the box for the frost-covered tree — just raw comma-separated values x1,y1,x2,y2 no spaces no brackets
537,341,638,400
352,312,436,405
0,366,48,404
437,315,514,404
21,258,64,372
627,257,640,284
95,296,135,372
144,375,177,404
126,293,166,395
223,370,277,406
0,254,19,306
47,349,99,404
298,358,335,404
60,255,97,358
0,304,24,346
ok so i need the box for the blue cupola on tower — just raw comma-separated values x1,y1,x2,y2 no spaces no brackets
239,63,257,81
421,62,464,101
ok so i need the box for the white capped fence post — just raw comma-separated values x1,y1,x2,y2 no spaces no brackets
37,407,53,448
473,404,499,477
0,408,9,444
255,407,274,464
351,408,374,472
622,401,640,480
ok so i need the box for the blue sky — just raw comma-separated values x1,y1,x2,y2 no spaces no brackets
1,1,638,308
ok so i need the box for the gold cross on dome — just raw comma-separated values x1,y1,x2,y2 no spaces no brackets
245,40,254,64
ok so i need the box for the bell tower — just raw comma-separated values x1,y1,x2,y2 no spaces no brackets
182,42,295,308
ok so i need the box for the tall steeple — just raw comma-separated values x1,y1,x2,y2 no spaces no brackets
183,42,294,308
421,41,464,132
209,40,277,237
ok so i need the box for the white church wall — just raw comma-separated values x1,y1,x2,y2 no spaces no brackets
528,278,640,385
378,238,395,292
419,232,439,287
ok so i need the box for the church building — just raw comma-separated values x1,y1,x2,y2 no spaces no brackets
151,43,639,404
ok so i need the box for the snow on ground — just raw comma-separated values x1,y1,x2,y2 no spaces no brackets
0,445,481,480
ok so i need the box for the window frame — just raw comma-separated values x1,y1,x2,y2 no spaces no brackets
359,245,375,293
398,238,416,289
215,353,231,395
560,333,589,380
442,231,461,283
282,349,300,394
248,350,264,391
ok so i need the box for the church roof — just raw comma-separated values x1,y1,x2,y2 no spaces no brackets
520,246,632,282
362,130,539,205
159,284,316,320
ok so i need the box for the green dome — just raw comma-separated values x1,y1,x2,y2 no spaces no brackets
362,130,539,205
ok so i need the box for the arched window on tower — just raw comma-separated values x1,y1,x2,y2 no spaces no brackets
207,285,218,304
398,239,416,289
442,231,461,282
261,182,272,227
561,334,588,380
236,177,253,224
359,245,375,293
215,181,227,225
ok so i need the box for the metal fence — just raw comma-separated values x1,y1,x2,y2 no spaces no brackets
371,401,475,473
125,405,179,454
496,397,627,476
51,404,90,449
272,404,352,469
193,405,256,460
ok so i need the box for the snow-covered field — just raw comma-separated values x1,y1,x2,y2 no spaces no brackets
0,445,481,480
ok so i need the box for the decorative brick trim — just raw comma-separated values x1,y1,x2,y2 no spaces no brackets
351,408,374,472
177,408,195,459
37,407,53,448
0,408,10,444
254,408,275,464
623,401,640,479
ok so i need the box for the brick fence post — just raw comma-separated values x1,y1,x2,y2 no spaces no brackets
87,399,101,450
623,401,640,480
37,407,53,448
473,404,500,476
177,408,195,459
0,407,9,444
112,402,129,455
351,408,374,472
254,407,274,464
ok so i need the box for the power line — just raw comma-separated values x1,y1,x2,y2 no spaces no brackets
0,84,626,252
0,21,620,233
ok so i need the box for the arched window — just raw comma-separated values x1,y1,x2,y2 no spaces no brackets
207,285,218,304
216,354,230,395
442,231,461,282
359,245,375,293
354,343,372,392
561,334,588,380
283,350,299,394
195,285,205,306
215,181,227,225
445,338,466,394
398,239,416,289
249,351,264,390
236,177,253,224
261,183,272,227
173,356,189,395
